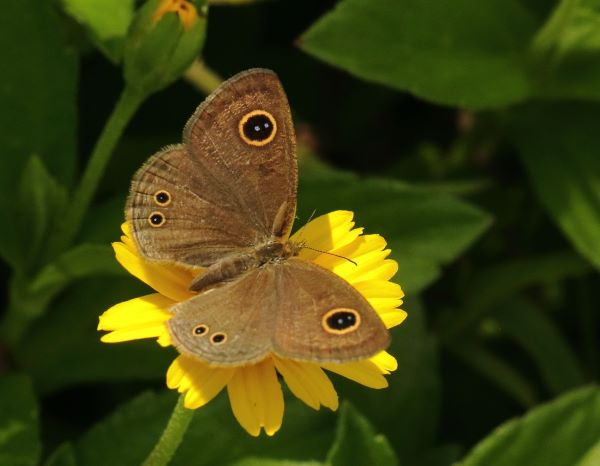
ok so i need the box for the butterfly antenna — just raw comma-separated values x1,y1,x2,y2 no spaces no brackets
301,245,358,266
295,209,318,244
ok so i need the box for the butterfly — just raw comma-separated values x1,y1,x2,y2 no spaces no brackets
126,69,389,366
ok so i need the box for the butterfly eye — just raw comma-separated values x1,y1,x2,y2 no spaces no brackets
238,110,277,147
210,332,227,345
193,324,208,336
148,212,166,227
154,190,171,206
322,308,361,335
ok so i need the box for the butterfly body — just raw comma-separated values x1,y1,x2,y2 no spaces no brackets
188,239,301,292
126,69,390,367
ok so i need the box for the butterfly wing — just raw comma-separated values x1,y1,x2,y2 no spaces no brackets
167,258,389,366
127,69,297,267
168,266,277,366
272,258,390,363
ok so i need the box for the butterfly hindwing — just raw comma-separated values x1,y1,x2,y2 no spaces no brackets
167,258,389,366
272,258,390,363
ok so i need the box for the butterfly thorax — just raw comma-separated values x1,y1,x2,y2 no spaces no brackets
188,240,302,293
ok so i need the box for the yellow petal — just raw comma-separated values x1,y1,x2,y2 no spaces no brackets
100,324,169,343
227,359,284,436
370,351,398,374
379,309,408,329
112,240,198,302
346,258,399,284
353,280,404,300
98,293,173,343
273,356,338,411
323,360,389,389
367,297,404,311
312,234,393,283
291,211,360,261
166,356,234,409
157,333,173,347
98,294,174,329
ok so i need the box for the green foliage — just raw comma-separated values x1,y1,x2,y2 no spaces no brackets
458,386,600,466
14,156,67,271
0,0,77,268
300,0,538,108
1,0,599,465
299,162,491,293
510,103,600,269
0,376,40,466
61,0,134,62
326,403,398,466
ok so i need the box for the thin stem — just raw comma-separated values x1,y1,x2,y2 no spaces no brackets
184,60,223,94
48,85,146,257
142,396,195,466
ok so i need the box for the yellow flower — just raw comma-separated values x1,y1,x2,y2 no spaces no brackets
98,211,406,436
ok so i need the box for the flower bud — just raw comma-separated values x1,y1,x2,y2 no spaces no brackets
123,0,208,95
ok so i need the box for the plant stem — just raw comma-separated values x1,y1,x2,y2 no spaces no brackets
49,85,146,257
184,60,223,94
142,396,194,466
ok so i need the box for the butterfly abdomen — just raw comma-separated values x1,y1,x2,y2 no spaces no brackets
188,241,293,293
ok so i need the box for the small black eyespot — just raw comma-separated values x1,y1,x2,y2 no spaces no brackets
326,311,357,330
211,333,226,344
154,190,170,206
238,110,277,146
193,325,208,336
148,212,165,227
243,114,273,142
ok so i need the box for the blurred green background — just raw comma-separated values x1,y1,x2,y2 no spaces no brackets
1,0,600,465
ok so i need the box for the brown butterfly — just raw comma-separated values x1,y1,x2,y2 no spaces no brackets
126,69,389,367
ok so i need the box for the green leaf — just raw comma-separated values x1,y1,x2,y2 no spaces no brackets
0,375,40,466
3,244,126,330
445,251,590,339
77,391,335,466
16,276,173,393
7,155,67,270
326,403,399,466
450,341,537,408
510,103,600,270
494,297,585,395
0,0,77,245
457,386,600,466
30,243,124,295
299,0,537,108
532,0,600,100
298,164,491,293
61,0,134,62
576,438,600,466
44,443,77,466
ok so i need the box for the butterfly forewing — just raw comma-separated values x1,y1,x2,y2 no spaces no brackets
127,145,260,266
127,69,297,267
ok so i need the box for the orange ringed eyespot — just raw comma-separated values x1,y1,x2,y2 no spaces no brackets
148,212,166,227
322,308,361,335
238,110,277,146
210,332,227,345
154,190,171,206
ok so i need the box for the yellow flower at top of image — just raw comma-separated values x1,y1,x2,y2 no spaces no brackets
98,210,406,436
153,0,198,30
